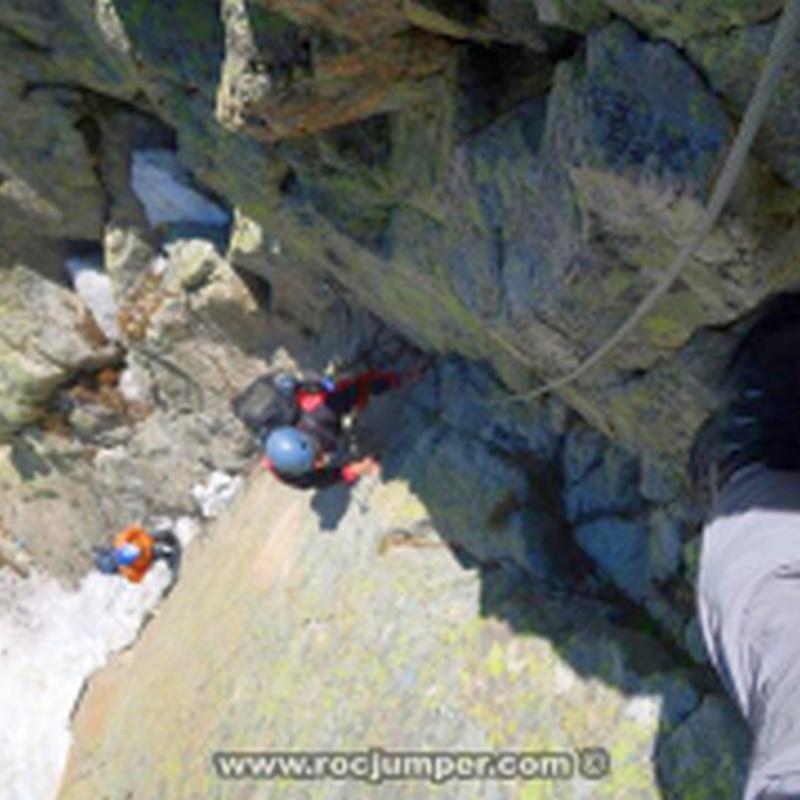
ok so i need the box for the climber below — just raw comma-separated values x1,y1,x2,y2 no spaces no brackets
94,525,182,584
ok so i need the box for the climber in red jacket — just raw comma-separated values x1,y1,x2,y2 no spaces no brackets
259,362,427,489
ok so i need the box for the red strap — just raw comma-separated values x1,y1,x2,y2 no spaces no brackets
261,456,276,473
340,463,360,484
297,389,326,413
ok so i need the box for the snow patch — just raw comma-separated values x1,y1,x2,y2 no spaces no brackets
192,471,244,519
0,565,170,800
131,150,229,228
0,465,238,799
118,365,149,405
65,257,120,341
150,515,201,549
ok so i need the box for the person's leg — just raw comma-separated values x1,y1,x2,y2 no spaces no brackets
152,531,182,576
699,467,800,799
692,293,800,797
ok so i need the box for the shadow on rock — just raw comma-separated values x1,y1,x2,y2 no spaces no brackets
310,482,354,533
376,357,751,799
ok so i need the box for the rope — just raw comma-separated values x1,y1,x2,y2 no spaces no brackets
505,0,800,404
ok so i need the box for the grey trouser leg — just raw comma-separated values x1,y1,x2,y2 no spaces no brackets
699,465,800,799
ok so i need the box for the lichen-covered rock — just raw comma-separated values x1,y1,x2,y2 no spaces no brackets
227,209,335,327
237,18,793,467
264,0,408,42
0,4,791,793
235,28,454,142
398,424,562,580
536,22,772,346
533,0,610,32
7,0,787,475
60,464,748,800
0,236,282,579
647,509,685,584
686,19,800,188
0,0,797,484
0,436,115,582
0,61,104,242
657,695,750,798
0,1,140,100
562,427,643,522
603,0,783,45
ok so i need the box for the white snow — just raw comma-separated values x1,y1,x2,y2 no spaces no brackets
0,516,206,800
65,257,120,341
0,565,170,800
150,515,201,549
131,149,229,228
191,471,244,519
0,466,240,799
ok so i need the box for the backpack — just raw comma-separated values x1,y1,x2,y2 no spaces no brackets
232,375,300,438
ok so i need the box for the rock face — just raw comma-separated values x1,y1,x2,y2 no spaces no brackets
1,0,799,475
69,0,800,468
686,19,800,188
1,2,797,795
59,390,749,799
0,265,116,438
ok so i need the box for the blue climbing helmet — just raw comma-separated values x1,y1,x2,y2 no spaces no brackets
264,426,316,475
94,548,119,575
115,542,142,566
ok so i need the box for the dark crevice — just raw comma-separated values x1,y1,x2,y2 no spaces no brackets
233,266,273,312
279,167,299,196
454,41,556,137
73,113,108,225
412,0,488,26
319,114,393,170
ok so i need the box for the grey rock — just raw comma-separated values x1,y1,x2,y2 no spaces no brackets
533,0,610,32
657,695,750,799
639,457,682,503
647,509,685,583
683,617,710,666
562,428,642,522
575,516,650,601
0,264,117,439
686,19,800,188
398,425,542,573
604,0,782,44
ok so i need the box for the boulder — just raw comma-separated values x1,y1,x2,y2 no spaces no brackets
0,264,116,439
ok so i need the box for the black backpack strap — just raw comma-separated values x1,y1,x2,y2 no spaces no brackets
297,403,344,455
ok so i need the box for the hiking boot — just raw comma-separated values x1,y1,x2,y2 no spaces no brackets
690,293,800,503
